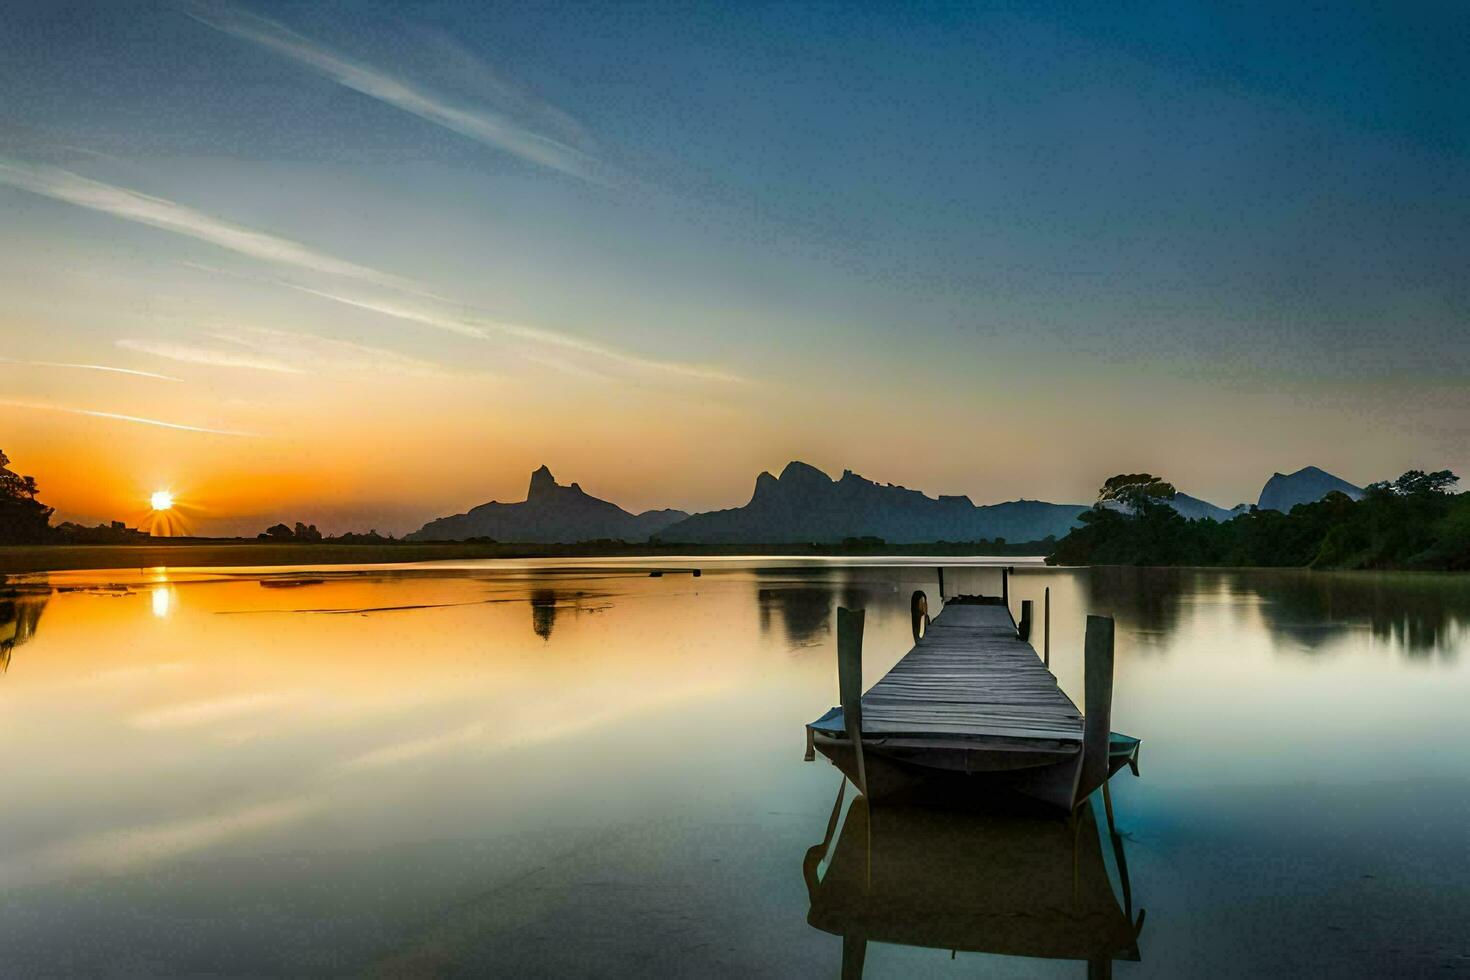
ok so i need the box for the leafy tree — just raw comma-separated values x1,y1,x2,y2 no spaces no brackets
293,522,323,542
1049,468,1469,571
259,523,295,541
1366,469,1459,498
1096,473,1178,511
0,449,55,544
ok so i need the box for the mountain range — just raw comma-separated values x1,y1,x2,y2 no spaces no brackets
406,461,1365,544
408,466,687,543
655,462,1087,543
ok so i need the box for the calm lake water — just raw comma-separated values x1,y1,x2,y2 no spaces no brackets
3,560,1469,977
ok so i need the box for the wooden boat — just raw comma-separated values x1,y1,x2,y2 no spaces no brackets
804,572,1140,814
803,786,1145,976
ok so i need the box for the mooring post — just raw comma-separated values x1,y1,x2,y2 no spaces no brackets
1072,615,1115,809
836,607,868,798
937,567,945,601
1002,566,1010,609
1044,586,1051,668
1018,599,1033,641
910,590,930,642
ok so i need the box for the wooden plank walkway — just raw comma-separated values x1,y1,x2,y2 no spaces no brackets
858,603,1083,743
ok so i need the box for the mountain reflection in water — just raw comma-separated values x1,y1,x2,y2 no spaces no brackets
804,782,1143,977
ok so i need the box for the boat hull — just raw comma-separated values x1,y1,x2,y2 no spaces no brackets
810,731,1140,811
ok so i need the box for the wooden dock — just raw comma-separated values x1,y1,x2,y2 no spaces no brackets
806,583,1139,812
857,601,1082,744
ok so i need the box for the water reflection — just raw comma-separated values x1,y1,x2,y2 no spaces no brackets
0,578,48,674
803,782,1144,976
529,588,559,640
755,570,901,650
1080,566,1470,659
1254,572,1470,659
758,586,832,647
3,561,1468,975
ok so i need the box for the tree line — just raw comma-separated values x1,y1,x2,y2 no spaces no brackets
1048,470,1469,570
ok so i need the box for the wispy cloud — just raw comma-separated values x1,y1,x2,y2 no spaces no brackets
288,284,748,384
0,161,740,386
0,158,414,290
2,399,257,436
185,2,600,182
0,358,182,382
117,338,302,374
120,326,454,378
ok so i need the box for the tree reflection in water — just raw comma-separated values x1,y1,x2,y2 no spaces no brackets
1083,566,1469,659
0,578,48,674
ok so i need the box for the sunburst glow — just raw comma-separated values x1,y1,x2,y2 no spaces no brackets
150,490,175,511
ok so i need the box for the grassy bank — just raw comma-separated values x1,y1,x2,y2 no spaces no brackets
0,538,1052,574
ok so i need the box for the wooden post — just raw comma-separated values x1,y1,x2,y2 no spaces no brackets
836,607,868,798
1018,599,1033,642
936,566,945,601
1002,566,1010,608
1044,586,1051,668
1072,615,1115,808
910,590,930,642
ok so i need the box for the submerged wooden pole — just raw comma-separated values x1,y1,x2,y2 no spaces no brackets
1018,599,1033,641
1044,586,1051,667
836,607,868,798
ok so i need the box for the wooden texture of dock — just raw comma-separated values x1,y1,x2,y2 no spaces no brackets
858,601,1083,745
806,584,1137,810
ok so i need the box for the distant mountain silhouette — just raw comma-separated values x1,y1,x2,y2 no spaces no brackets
1257,466,1364,512
407,466,687,543
1167,492,1250,522
654,461,1087,544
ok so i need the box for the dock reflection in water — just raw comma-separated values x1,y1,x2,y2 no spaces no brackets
804,782,1144,978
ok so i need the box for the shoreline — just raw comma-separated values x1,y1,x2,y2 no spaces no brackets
0,540,1051,575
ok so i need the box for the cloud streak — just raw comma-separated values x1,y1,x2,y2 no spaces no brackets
185,2,599,182
2,400,257,436
117,338,302,374
0,162,740,385
0,158,413,290
288,284,747,384
0,358,182,382
120,326,455,378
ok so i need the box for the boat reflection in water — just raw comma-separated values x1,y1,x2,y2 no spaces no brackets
803,782,1145,978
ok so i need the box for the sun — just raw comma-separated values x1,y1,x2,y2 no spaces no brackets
150,490,175,512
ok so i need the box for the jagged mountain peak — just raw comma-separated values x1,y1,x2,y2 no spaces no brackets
656,461,1088,543
527,464,559,497
1258,466,1363,512
409,467,686,543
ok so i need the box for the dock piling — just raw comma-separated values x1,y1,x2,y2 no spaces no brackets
1044,587,1051,667
836,607,868,798
1018,599,1033,642
1072,615,1115,808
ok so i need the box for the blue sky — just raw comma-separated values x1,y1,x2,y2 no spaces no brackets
2,1,1466,533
